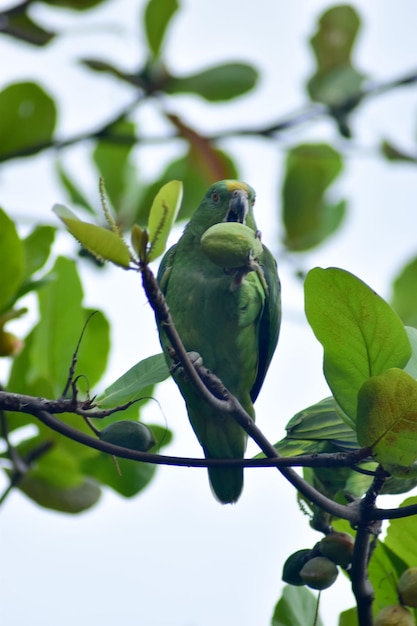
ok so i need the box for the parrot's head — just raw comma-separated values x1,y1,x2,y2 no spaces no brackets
189,180,257,236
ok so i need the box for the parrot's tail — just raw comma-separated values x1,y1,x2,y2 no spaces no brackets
208,467,244,504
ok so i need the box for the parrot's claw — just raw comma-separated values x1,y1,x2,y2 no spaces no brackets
171,351,204,379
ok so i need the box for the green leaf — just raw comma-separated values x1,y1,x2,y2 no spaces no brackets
282,144,345,251
274,396,358,457
81,454,155,498
76,309,110,389
357,368,417,466
271,585,323,626
22,225,55,280
305,267,411,425
17,473,101,513
97,353,169,408
385,496,417,566
0,208,25,311
147,180,183,261
0,82,56,160
166,63,258,101
307,5,364,106
56,162,95,214
53,204,131,268
404,327,417,379
392,256,417,327
93,120,136,214
368,541,408,616
144,0,179,58
41,0,107,9
338,608,358,626
30,256,85,396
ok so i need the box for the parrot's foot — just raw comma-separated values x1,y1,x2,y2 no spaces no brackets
170,350,203,379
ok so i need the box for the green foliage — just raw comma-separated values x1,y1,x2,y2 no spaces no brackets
304,267,411,425
146,180,183,261
144,0,179,58
357,369,417,466
97,353,169,408
392,257,417,328
307,4,364,107
271,585,323,626
166,63,258,101
53,204,132,268
0,208,25,312
0,82,56,159
282,144,345,251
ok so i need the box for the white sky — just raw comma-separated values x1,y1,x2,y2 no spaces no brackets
2,1,417,625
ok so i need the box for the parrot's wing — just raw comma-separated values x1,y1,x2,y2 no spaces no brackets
157,243,177,294
250,245,281,402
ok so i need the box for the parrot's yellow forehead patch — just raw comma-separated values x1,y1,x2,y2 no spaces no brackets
225,180,251,195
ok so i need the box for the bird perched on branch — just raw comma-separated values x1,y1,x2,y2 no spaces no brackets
157,180,281,503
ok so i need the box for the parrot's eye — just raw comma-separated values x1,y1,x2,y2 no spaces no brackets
211,190,220,204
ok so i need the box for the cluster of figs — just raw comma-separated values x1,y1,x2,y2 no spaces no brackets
282,532,417,624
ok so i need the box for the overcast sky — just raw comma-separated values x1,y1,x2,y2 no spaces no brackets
2,1,417,625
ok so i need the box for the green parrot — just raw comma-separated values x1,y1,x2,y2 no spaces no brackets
156,180,281,504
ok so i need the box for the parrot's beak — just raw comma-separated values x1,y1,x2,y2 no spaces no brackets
224,189,249,224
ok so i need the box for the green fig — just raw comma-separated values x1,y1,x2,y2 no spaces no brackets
282,549,311,586
374,605,414,626
398,568,417,608
299,556,338,590
99,420,156,452
319,532,355,568
200,222,263,269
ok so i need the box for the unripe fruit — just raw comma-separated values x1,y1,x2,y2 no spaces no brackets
282,549,311,586
320,532,355,568
0,330,24,356
99,421,156,452
299,556,339,590
374,605,414,626
398,568,417,607
200,222,263,269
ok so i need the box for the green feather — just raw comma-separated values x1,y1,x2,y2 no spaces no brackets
157,180,281,503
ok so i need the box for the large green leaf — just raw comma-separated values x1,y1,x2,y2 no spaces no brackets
404,327,417,379
144,0,179,58
97,353,169,408
53,204,131,268
166,63,258,101
0,209,25,311
305,267,411,426
282,144,345,251
357,368,417,467
0,82,56,160
271,585,323,626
